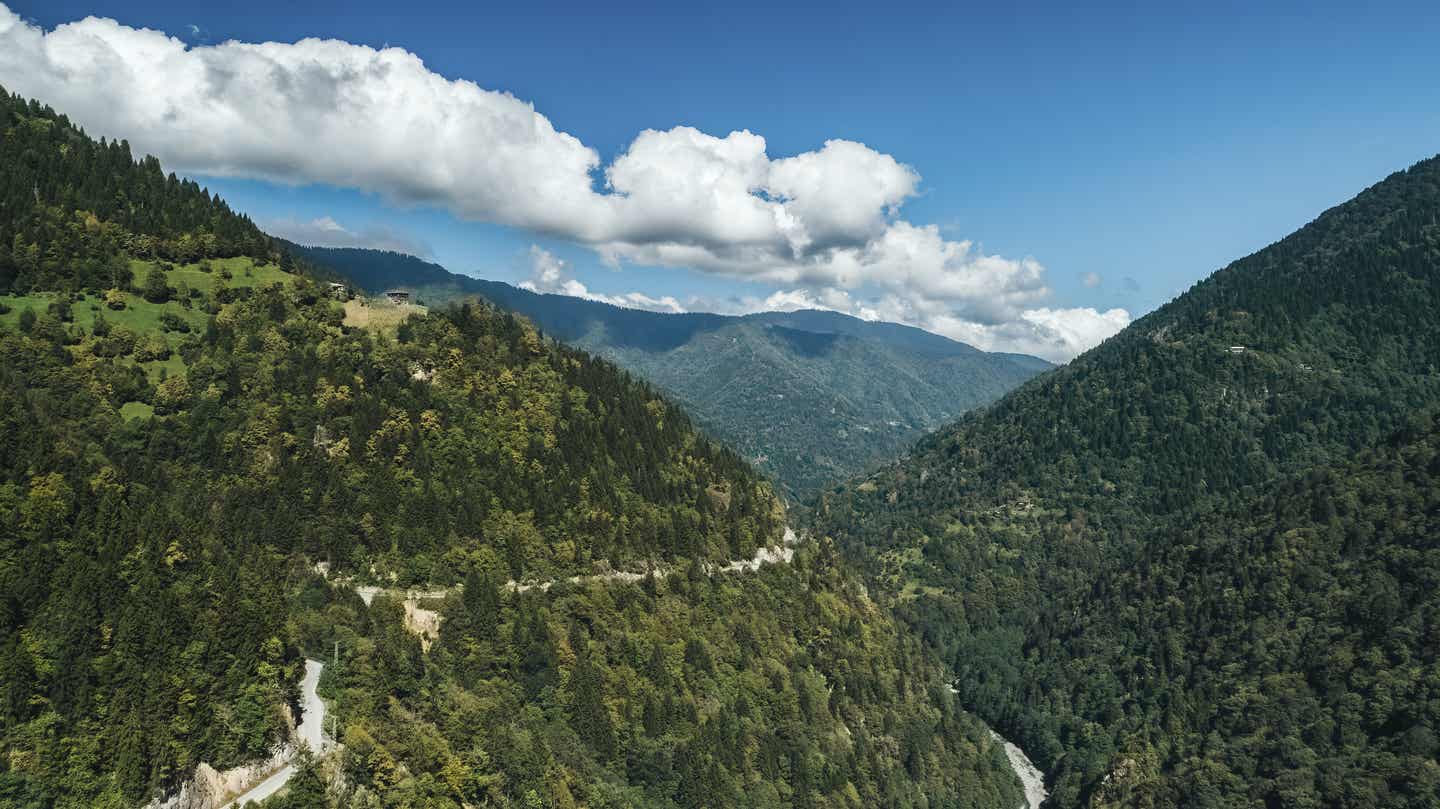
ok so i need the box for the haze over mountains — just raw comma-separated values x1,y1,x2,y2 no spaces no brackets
287,245,1051,497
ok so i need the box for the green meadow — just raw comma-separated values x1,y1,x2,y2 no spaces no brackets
0,256,302,387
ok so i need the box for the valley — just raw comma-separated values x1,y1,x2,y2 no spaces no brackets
1,9,1438,807
0,86,1024,808
813,155,1440,806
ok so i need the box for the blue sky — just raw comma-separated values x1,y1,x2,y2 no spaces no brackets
4,0,1440,359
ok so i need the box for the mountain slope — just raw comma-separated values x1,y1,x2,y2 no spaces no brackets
288,244,1050,496
0,88,1025,808
813,155,1440,807
1015,415,1440,808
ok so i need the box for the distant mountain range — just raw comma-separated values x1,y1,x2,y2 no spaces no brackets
288,244,1051,496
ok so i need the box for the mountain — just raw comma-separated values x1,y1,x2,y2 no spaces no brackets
0,87,1025,808
287,244,1051,497
813,156,1440,807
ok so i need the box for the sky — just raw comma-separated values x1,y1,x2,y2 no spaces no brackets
2,1,1438,361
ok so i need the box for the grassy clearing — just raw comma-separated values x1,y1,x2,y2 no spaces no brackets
344,298,426,332
119,401,155,421
0,290,206,335
898,579,948,602
0,256,304,382
128,255,294,293
141,354,188,383
0,293,52,329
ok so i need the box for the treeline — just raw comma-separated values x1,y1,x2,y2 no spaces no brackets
0,83,292,293
814,155,1440,807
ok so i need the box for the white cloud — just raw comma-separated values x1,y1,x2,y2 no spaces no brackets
1081,271,1102,288
0,4,1128,358
520,247,685,314
753,288,1129,363
265,215,433,257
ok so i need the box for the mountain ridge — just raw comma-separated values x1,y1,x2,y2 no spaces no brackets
287,243,1052,496
813,152,1440,807
0,84,1028,809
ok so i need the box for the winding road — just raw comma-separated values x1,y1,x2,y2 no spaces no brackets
322,532,1050,809
219,659,326,808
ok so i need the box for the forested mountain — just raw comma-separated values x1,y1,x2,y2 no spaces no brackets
289,245,1049,497
814,156,1440,807
0,87,1025,807
0,92,270,293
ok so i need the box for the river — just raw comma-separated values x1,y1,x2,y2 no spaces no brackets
990,729,1048,809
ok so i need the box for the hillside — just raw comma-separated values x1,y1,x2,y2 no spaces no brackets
0,88,1025,808
288,245,1050,497
814,155,1440,807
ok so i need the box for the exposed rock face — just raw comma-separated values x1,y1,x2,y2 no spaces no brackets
989,731,1048,809
1088,750,1161,809
145,747,293,809
403,600,442,652
148,661,327,809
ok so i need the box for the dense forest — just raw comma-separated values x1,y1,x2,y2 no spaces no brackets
290,538,1022,808
0,89,272,293
814,156,1440,806
290,244,1048,498
999,414,1440,807
0,88,1026,807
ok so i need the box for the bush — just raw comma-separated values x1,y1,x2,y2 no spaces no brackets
92,327,137,358
159,312,191,333
142,267,173,304
133,333,171,362
154,375,190,414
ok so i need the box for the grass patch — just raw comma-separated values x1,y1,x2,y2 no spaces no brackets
0,256,308,383
1,256,303,339
119,401,155,421
344,298,426,332
128,256,294,293
0,294,52,329
897,579,948,602
141,354,189,383
0,290,206,340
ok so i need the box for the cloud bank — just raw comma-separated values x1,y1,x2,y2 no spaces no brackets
521,247,685,314
0,4,1128,360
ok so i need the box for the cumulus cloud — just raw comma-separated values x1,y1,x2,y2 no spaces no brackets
265,215,433,257
763,288,1130,362
0,4,1128,358
520,247,685,314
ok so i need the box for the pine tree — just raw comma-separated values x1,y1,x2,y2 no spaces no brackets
281,745,329,808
